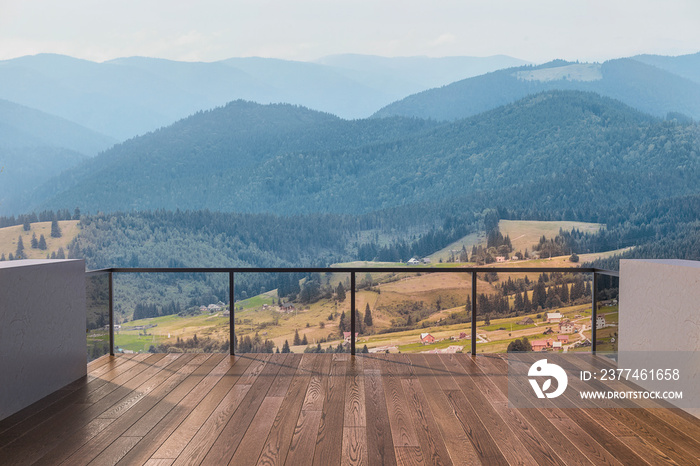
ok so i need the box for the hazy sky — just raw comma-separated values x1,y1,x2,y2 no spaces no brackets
1,0,698,63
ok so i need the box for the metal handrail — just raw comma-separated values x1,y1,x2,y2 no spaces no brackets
91,266,618,357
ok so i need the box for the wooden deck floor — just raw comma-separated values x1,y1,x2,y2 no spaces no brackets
1,353,699,465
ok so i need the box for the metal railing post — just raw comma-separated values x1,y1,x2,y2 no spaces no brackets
471,272,477,356
350,272,356,356
592,271,598,354
109,271,114,356
229,271,235,355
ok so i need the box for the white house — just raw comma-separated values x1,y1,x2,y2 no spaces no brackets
596,315,606,329
407,258,420,265
546,312,562,323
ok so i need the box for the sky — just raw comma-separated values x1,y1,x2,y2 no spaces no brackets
0,0,699,63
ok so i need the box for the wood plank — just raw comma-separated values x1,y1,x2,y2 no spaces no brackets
618,435,680,466
313,353,347,466
363,356,397,466
342,426,368,466
409,354,479,466
170,385,251,466
541,354,700,464
401,377,452,466
200,353,286,464
0,353,141,450
150,354,254,460
166,354,270,466
544,408,623,466
383,355,420,450
490,354,651,466
343,356,366,428
302,354,332,411
32,354,199,465
63,354,224,466
113,353,228,465
395,446,424,466
426,355,508,466
440,354,536,466
0,375,89,436
457,354,566,466
84,436,142,466
284,409,323,466
564,354,700,458
229,396,285,465
256,354,317,466
0,353,167,464
143,460,175,466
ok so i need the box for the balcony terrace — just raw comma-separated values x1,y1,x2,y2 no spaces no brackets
1,260,700,465
3,352,700,465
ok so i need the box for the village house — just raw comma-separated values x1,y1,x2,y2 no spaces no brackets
207,304,221,312
596,315,606,329
518,317,534,325
542,327,555,335
280,302,295,313
459,332,468,339
531,340,548,352
407,258,420,265
552,341,563,350
420,333,436,344
546,312,562,323
557,334,569,344
559,319,576,334
343,332,359,345
495,256,506,263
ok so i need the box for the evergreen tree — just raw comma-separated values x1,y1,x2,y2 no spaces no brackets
559,283,570,303
484,313,491,326
336,282,346,302
51,219,62,238
23,219,30,231
293,329,301,346
282,340,290,353
339,311,347,333
301,334,308,345
30,232,38,249
0,253,5,261
523,290,532,313
56,247,65,259
15,235,25,259
38,234,47,250
364,303,373,327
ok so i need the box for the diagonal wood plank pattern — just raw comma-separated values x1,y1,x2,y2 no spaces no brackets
1,353,699,465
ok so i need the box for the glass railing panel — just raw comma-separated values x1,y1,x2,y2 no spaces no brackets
594,273,619,354
113,272,230,354
492,270,593,354
86,272,110,361
355,271,472,355
234,272,352,354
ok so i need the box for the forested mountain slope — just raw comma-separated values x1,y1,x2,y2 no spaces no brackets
373,59,700,121
0,99,116,214
35,91,700,218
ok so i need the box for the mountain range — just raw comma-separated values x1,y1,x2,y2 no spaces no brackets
0,53,527,140
0,99,115,214
373,57,700,121
26,91,700,222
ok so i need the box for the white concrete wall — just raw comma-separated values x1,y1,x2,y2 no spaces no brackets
0,259,86,421
620,259,700,353
619,259,700,417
